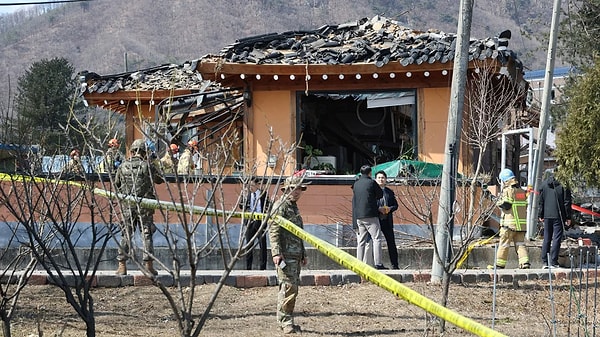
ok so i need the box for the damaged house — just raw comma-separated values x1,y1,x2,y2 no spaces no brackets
79,16,531,225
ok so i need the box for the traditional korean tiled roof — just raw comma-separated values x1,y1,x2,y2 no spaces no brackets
78,60,220,95
203,15,520,69
80,15,521,96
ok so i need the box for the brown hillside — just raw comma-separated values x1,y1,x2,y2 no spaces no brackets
0,0,555,105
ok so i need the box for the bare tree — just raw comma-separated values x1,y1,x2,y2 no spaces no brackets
0,93,123,336
0,170,117,337
393,172,496,335
463,59,529,221
113,121,297,337
400,60,527,334
0,215,40,337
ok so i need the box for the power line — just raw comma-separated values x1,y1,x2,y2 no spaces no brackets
0,0,91,6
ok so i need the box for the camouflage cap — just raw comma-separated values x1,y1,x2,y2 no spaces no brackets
280,176,311,191
130,139,147,152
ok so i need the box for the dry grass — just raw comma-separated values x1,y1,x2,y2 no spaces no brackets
10,278,594,336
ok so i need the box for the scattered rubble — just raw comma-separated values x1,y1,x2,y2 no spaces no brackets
208,16,519,69
79,16,521,95
78,60,218,95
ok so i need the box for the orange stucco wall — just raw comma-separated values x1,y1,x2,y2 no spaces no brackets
250,90,296,175
247,87,464,174
0,179,442,226
124,103,156,150
419,87,450,164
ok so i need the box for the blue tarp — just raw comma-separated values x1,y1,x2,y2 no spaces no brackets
0,143,39,153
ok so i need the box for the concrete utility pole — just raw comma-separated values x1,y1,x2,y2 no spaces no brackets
528,0,561,238
431,0,473,283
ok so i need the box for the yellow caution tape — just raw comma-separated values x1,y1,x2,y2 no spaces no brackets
0,173,506,336
275,217,507,337
456,232,499,269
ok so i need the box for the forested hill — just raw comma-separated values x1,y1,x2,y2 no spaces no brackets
0,0,555,104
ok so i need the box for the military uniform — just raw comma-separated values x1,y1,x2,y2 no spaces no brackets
495,175,530,269
269,176,308,333
100,147,123,173
63,158,83,175
159,151,178,174
63,151,84,177
114,141,164,270
177,148,194,175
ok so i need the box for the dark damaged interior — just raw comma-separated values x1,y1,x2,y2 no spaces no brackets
298,90,416,173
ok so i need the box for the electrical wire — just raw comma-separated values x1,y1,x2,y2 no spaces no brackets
0,0,91,6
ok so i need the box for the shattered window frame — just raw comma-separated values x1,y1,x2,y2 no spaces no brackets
296,89,417,174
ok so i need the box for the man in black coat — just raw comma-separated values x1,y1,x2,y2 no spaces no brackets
538,171,572,269
352,165,386,269
241,177,269,270
375,170,399,269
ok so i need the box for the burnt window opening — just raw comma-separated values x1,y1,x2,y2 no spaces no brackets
155,89,245,170
297,90,417,174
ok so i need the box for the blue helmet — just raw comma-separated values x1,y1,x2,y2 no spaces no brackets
499,168,515,183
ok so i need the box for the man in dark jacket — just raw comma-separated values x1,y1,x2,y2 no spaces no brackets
538,170,572,269
241,177,269,270
352,165,386,269
375,170,399,269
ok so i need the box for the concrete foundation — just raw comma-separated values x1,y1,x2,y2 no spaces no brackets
2,244,589,272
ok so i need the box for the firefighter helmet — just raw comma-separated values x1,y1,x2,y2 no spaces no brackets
70,149,80,157
169,144,179,152
499,168,515,183
188,140,198,149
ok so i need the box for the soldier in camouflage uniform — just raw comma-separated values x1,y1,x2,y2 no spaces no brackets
159,143,179,174
99,138,123,174
269,175,310,334
114,139,164,276
63,149,84,177
177,139,198,175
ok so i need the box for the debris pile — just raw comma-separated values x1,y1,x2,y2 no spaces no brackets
210,16,518,68
79,60,217,95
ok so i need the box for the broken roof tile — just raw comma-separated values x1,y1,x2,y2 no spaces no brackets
79,60,222,95
202,15,521,70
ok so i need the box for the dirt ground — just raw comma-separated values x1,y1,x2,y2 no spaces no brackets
7,277,594,337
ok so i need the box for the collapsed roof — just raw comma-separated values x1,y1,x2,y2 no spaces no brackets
78,60,221,95
202,15,520,70
79,15,522,97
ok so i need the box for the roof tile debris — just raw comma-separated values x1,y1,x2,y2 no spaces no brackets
80,16,522,96
208,16,519,69
78,60,218,95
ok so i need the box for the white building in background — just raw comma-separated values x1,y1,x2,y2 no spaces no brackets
522,66,575,153
524,66,574,108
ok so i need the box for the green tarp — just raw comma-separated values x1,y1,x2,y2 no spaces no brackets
367,160,445,179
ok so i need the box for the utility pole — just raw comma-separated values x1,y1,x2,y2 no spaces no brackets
431,0,473,284
528,0,561,238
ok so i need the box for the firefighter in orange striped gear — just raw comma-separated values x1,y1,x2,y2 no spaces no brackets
492,168,530,269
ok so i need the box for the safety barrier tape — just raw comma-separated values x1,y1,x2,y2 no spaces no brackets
572,204,600,218
0,173,506,336
274,216,506,337
456,232,499,269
